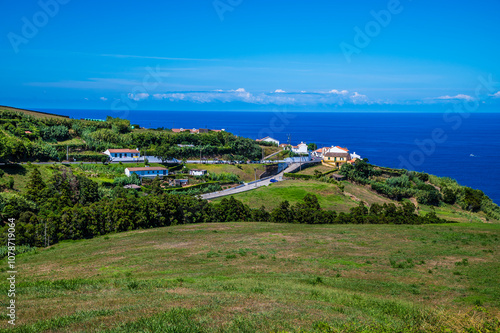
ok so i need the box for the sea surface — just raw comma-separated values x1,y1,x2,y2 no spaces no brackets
37,108,500,205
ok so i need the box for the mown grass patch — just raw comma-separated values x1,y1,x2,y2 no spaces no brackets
214,180,358,212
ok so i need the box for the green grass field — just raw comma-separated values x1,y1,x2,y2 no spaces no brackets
294,164,333,176
1,222,498,332
185,163,266,182
213,180,358,212
260,145,282,158
213,180,496,224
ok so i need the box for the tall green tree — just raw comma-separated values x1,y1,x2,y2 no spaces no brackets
25,167,46,204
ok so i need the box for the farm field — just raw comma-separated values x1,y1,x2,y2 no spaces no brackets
213,180,358,212
184,163,266,182
294,164,335,176
1,222,498,332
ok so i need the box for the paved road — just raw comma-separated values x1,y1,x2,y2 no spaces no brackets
200,162,317,200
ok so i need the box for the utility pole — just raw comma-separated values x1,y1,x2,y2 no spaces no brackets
199,146,202,164
44,220,47,247
66,145,69,162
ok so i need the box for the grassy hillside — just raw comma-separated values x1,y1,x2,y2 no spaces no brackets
185,163,266,182
294,164,335,176
214,180,359,213
260,145,282,157
1,222,498,332
0,107,264,163
213,180,496,223
0,105,69,119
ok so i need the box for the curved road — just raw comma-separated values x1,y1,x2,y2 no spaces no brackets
200,162,315,200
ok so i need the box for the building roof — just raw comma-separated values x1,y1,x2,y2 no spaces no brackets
126,167,167,171
256,136,278,141
324,152,351,158
172,128,198,133
324,146,349,154
107,149,140,153
190,169,207,172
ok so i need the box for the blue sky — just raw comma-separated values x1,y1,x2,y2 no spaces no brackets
1,0,499,111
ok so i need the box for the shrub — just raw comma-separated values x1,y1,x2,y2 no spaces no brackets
386,175,411,188
442,187,457,204
460,187,484,212
417,173,429,182
416,189,441,206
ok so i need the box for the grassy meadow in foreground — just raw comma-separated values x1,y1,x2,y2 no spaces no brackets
1,222,499,332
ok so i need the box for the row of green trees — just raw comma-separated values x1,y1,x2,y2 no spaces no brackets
0,167,448,247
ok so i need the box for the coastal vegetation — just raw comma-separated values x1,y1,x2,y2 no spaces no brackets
0,108,499,332
0,108,263,163
1,165,448,248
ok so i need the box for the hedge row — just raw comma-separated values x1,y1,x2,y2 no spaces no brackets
284,173,316,180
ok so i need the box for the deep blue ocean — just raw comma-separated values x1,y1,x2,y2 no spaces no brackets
37,109,500,204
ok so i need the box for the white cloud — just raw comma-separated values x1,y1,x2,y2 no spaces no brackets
351,92,368,104
128,93,149,101
328,89,349,95
436,94,473,101
153,93,186,101
490,91,500,98
100,97,108,101
352,92,367,99
142,88,372,106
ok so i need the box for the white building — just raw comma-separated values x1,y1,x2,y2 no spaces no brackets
291,142,308,154
322,146,349,155
350,152,361,160
103,149,140,161
256,136,280,146
125,166,168,178
189,169,208,176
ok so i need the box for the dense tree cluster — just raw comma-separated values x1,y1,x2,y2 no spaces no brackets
338,159,499,219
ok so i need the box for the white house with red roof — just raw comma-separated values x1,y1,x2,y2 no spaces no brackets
291,142,309,154
103,148,141,161
125,166,168,178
